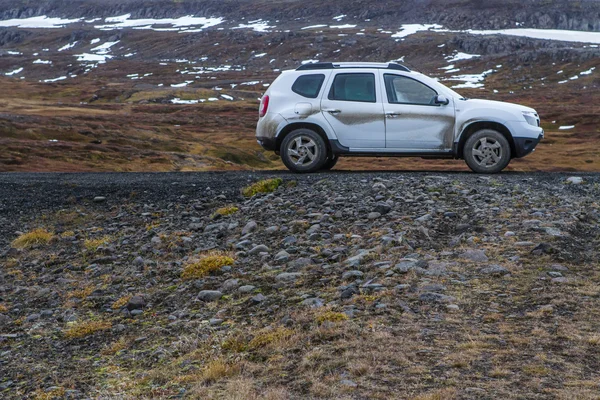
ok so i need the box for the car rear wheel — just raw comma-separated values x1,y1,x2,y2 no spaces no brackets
464,129,511,174
320,155,339,171
280,129,327,173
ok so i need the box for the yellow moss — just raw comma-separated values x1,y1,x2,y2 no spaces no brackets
213,206,239,217
0,304,7,313
84,236,113,251
242,178,283,197
33,387,66,400
111,295,132,310
60,230,75,238
200,359,240,383
181,252,234,280
316,311,349,324
248,327,294,350
64,320,111,339
222,335,248,353
102,337,129,355
11,228,53,249
66,286,94,299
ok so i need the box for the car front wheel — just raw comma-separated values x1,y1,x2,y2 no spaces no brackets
280,129,327,173
463,129,511,174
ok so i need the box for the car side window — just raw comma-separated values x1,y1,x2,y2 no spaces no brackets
328,73,376,103
292,74,325,98
384,74,438,106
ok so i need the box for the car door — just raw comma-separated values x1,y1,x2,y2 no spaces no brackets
380,72,455,150
320,71,386,149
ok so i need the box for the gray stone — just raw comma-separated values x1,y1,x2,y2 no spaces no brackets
276,272,302,282
367,212,381,220
220,279,240,293
307,224,320,235
26,313,40,322
566,176,583,185
209,318,224,326
249,245,269,255
461,249,488,262
548,271,563,278
126,295,146,311
340,379,358,388
250,293,266,303
416,213,432,222
238,285,256,293
133,256,145,266
130,309,143,316
419,292,456,304
197,290,223,302
480,265,510,276
345,251,374,267
93,196,106,203
242,221,258,235
342,270,364,280
301,297,324,308
288,257,312,270
374,202,392,215
265,226,279,234
274,250,290,262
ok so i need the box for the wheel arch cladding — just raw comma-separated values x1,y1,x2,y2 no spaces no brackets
276,123,332,156
457,121,516,159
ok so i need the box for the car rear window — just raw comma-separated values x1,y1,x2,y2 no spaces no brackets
292,74,325,98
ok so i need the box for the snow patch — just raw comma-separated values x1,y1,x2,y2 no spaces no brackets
95,15,224,32
0,16,82,29
559,125,575,130
58,41,77,51
5,67,23,76
391,24,445,39
33,59,52,64
446,52,480,63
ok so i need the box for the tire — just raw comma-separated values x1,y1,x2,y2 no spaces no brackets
463,129,511,174
280,128,328,173
320,155,339,171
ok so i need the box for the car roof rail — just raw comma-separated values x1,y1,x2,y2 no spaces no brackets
296,62,411,72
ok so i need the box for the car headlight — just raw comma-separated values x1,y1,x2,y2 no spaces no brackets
523,111,540,127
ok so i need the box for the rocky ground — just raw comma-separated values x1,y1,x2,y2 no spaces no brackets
1,171,600,399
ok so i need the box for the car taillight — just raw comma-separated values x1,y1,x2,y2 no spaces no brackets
259,95,269,117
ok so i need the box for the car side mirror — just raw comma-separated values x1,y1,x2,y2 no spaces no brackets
435,95,450,105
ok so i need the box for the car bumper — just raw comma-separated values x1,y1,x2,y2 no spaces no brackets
513,131,543,158
256,136,277,151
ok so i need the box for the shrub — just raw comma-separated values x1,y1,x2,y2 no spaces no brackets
201,359,240,383
84,236,112,251
212,206,239,217
316,311,349,324
248,327,294,350
111,295,132,309
242,178,283,197
64,320,111,339
11,228,53,249
181,251,234,280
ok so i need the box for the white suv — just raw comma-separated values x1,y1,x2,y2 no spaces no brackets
256,62,543,173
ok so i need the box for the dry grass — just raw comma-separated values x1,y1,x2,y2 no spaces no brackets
11,228,53,248
66,286,94,299
63,320,112,339
84,235,113,251
316,311,349,324
181,251,235,280
248,327,294,350
213,205,239,217
102,337,130,355
111,295,132,310
242,178,283,197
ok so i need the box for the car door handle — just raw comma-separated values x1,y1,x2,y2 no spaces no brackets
323,109,341,115
386,112,401,118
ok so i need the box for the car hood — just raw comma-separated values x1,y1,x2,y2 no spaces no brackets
459,99,536,114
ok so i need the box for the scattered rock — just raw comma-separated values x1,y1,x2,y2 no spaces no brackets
197,290,223,302
461,249,489,262
126,295,146,311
